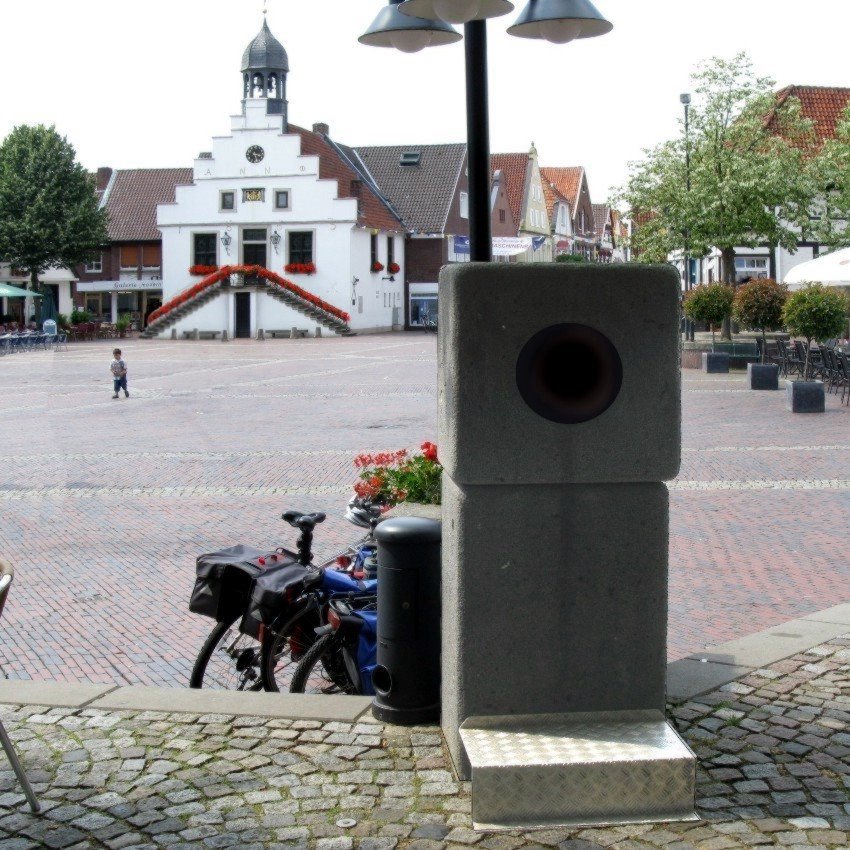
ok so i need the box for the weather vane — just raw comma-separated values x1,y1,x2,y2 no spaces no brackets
263,0,268,17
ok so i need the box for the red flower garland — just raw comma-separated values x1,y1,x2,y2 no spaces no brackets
147,264,350,326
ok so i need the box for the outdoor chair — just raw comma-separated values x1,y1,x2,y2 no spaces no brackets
837,352,850,405
0,558,41,813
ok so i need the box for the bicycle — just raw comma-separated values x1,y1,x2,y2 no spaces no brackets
189,502,379,691
289,596,378,695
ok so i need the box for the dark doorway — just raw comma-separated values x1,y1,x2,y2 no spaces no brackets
235,292,251,338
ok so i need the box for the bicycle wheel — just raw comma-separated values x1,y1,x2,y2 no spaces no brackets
289,633,356,694
189,616,263,690
260,603,322,692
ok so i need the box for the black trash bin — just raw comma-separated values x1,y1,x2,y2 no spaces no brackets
372,516,441,725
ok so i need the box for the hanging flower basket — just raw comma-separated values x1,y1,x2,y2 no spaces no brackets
388,262,400,274
371,261,384,273
285,262,316,275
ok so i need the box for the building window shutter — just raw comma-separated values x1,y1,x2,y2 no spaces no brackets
120,246,139,269
142,245,161,268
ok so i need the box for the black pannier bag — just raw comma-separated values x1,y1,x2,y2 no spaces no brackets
240,561,313,639
189,545,297,623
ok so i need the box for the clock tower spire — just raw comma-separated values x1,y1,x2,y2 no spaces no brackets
241,13,289,130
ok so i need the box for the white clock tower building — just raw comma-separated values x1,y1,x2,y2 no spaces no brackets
150,17,404,339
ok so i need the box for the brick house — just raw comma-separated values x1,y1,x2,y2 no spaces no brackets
349,143,514,328
541,167,597,259
74,168,192,326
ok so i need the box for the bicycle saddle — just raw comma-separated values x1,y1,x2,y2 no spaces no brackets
282,511,327,531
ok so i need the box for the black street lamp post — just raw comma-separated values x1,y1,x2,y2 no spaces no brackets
680,92,693,342
360,1,613,262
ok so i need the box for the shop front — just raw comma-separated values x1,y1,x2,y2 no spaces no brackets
76,280,163,328
409,282,438,329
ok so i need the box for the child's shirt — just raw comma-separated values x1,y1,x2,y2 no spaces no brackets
110,358,126,377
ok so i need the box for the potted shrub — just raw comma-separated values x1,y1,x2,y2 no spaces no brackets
116,313,131,338
56,313,70,331
733,278,788,390
70,308,90,325
683,283,735,373
782,283,848,412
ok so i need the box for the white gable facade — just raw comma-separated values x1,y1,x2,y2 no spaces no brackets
150,22,403,339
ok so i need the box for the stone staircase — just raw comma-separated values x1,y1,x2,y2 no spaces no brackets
264,279,353,336
142,271,352,339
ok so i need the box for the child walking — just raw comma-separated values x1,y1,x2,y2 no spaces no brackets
110,348,129,399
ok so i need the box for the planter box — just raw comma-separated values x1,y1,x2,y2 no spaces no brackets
786,380,825,413
702,352,729,374
747,363,779,390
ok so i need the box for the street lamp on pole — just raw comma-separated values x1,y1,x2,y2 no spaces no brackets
680,92,693,342
360,0,613,262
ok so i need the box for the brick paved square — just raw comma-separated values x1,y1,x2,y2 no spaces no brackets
0,339,848,685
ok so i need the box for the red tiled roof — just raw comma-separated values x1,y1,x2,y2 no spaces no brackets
541,167,583,211
768,85,850,143
491,153,529,229
105,168,193,241
292,125,403,232
591,203,610,236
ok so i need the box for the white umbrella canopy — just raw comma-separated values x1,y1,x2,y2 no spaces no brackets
784,247,850,290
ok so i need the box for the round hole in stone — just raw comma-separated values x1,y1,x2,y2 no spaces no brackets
516,323,623,424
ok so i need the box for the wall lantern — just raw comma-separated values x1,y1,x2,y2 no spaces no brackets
221,229,233,255
271,230,282,253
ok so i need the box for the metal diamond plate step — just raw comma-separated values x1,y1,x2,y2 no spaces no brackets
460,709,697,830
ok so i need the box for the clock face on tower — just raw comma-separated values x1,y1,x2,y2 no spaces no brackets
246,145,265,164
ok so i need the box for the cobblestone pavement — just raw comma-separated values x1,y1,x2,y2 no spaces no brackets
0,634,847,849
0,338,848,685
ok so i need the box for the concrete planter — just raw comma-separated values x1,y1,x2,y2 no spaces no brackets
747,363,779,390
786,380,825,413
702,352,730,373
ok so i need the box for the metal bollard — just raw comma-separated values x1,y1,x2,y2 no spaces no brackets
372,517,441,725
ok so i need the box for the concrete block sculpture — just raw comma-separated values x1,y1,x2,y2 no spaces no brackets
438,263,684,800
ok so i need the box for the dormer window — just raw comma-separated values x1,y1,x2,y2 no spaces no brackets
400,152,421,167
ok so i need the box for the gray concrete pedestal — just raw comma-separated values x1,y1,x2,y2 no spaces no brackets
786,379,825,412
702,352,729,373
747,363,779,390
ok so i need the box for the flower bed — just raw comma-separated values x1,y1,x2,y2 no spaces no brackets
353,442,441,507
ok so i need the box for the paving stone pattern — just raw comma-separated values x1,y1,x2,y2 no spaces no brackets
0,635,848,848
0,340,848,685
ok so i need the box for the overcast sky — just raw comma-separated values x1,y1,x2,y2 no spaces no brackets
2,1,848,201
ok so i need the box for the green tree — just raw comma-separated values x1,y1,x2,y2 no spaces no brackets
0,125,107,316
814,104,850,246
732,278,789,362
782,283,848,377
683,283,734,347
618,53,820,336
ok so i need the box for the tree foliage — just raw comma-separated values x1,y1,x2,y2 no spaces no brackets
683,283,734,345
783,283,848,375
732,278,788,361
814,105,850,247
0,125,107,294
617,53,820,283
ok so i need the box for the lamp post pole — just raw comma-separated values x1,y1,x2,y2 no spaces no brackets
465,20,493,262
681,92,693,342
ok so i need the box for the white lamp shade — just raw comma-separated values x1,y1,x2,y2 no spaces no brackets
507,0,613,42
399,0,515,25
